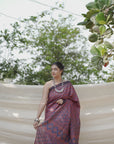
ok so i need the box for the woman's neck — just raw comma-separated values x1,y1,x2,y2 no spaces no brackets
53,77,62,84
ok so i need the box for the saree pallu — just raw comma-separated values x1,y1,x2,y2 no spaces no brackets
34,81,80,144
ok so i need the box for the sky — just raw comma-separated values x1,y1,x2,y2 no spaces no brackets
0,0,92,29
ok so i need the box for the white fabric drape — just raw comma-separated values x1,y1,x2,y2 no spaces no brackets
0,82,114,144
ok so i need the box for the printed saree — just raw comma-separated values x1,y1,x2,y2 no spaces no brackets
34,81,80,144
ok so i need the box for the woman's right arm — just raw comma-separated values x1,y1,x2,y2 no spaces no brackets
33,82,49,129
36,82,49,119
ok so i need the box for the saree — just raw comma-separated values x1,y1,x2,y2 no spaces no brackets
34,81,80,144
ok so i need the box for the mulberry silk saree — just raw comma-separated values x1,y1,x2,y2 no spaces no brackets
34,81,80,144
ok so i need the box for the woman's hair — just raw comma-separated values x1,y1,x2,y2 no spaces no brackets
51,62,64,75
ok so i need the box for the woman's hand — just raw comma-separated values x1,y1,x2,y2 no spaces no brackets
33,121,40,130
56,99,64,105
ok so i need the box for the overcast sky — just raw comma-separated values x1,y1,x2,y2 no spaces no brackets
0,0,92,29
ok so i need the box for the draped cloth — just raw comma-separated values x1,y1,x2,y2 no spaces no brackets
34,81,80,144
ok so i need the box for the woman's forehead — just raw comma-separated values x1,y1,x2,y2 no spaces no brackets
51,65,58,68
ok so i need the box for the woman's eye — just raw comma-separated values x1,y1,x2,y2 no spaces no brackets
51,68,57,71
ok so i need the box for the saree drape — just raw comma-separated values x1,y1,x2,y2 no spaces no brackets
34,81,80,144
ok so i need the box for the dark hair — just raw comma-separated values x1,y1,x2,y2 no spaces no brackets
51,62,64,75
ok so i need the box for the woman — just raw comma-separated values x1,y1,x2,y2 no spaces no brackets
33,62,80,144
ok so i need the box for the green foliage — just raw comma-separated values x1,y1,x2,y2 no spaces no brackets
86,0,113,10
96,12,106,24
90,45,101,56
104,41,113,49
0,60,20,79
0,7,112,84
89,33,98,42
78,0,114,70
99,25,106,35
86,2,98,10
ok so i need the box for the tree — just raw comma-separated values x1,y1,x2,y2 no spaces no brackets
0,59,20,80
78,0,114,70
0,8,110,85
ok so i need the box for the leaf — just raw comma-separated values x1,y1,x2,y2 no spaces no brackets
104,41,113,49
91,56,103,70
82,14,87,17
95,12,106,24
99,25,106,35
77,21,88,25
90,45,101,56
95,0,111,9
106,14,111,23
86,9,99,19
97,45,107,56
86,20,93,29
91,55,102,64
86,21,93,29
103,28,112,36
92,25,100,33
86,2,97,10
89,33,98,42
98,0,112,7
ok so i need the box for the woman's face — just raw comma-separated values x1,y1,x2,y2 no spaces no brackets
51,65,62,78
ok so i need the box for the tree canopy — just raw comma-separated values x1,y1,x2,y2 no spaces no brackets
0,7,113,85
